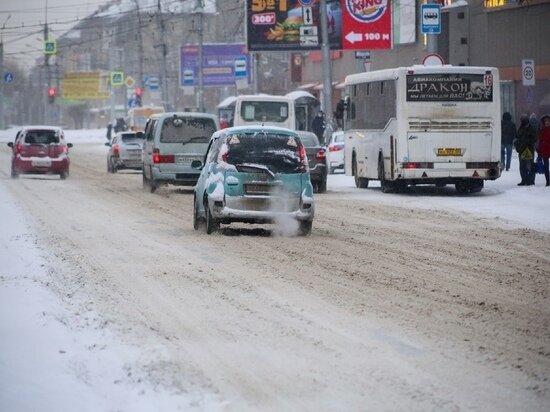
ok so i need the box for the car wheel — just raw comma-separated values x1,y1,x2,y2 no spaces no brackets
298,221,312,236
204,200,219,234
317,180,327,193
107,159,113,173
10,166,18,179
111,160,117,173
193,195,202,230
149,178,157,193
59,171,68,180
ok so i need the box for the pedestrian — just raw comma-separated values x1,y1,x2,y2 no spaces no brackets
219,114,229,129
500,112,516,171
106,123,113,141
311,110,326,143
537,114,550,186
514,113,537,186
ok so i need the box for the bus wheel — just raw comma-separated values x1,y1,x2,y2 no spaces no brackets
455,181,470,194
353,157,369,188
378,158,391,193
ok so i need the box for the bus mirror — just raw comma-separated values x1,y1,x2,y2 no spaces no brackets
136,131,145,139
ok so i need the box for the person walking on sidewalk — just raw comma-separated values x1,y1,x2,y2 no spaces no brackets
515,113,537,186
537,114,550,186
501,112,516,171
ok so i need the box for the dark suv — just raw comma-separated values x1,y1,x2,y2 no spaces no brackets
7,126,73,179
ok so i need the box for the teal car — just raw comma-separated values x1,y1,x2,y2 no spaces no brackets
193,126,315,235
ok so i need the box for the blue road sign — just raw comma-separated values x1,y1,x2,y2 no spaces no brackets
4,72,14,83
421,4,441,34
234,57,247,78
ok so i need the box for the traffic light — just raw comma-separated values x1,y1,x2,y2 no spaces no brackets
135,87,142,107
48,86,57,104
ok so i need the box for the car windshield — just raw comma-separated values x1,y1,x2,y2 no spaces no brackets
160,117,216,144
24,130,60,144
241,101,289,122
223,132,303,174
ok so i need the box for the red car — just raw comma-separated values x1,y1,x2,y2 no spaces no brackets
7,126,73,179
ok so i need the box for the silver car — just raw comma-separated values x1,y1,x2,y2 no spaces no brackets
106,131,145,173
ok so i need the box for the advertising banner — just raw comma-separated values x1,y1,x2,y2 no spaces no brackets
341,0,392,50
406,73,494,102
61,72,110,100
246,0,342,51
179,44,252,88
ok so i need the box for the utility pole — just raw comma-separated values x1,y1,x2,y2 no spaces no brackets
157,0,168,109
134,0,144,103
44,0,50,125
319,0,333,143
195,0,205,112
0,15,11,130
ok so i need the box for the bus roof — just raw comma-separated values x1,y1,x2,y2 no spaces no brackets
344,65,498,86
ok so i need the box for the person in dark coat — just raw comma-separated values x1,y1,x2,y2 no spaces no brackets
515,113,537,186
311,111,326,144
501,112,516,171
537,114,550,186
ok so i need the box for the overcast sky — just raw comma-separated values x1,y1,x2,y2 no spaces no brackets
1,0,110,70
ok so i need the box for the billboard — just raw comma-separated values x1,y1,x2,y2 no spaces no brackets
246,0,342,51
406,74,494,102
341,0,392,50
61,72,110,100
179,44,252,88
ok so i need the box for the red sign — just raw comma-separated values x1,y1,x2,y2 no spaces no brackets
341,0,392,50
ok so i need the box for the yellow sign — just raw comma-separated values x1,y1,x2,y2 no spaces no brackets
125,76,135,88
61,72,110,100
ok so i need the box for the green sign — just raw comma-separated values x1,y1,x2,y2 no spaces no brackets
44,40,57,55
110,71,124,86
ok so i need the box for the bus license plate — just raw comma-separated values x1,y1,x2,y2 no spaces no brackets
437,148,462,156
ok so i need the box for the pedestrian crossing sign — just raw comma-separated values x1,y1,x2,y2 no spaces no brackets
110,71,124,86
44,40,57,55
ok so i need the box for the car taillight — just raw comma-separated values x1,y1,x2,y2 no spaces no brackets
328,143,343,152
299,144,307,172
153,148,174,164
316,148,326,161
113,144,119,156
15,143,22,154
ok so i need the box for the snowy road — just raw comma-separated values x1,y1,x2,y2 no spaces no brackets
1,133,549,411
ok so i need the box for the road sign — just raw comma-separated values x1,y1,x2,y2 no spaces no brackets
146,75,160,90
355,51,371,60
125,76,135,88
44,40,57,55
4,72,14,83
110,71,124,86
234,57,247,78
183,69,194,86
128,98,137,108
422,53,445,66
302,6,313,25
522,59,535,86
421,4,441,34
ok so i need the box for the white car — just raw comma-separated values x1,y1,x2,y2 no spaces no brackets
326,130,344,174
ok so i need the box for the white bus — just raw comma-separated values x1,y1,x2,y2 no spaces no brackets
343,65,502,193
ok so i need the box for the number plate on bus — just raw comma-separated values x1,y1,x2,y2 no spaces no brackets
437,148,462,156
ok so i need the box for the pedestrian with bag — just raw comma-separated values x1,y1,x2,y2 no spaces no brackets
501,112,516,171
537,114,550,186
514,113,537,186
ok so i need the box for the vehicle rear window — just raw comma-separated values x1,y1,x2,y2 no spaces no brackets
121,133,143,143
24,130,60,144
160,117,216,144
223,133,302,174
297,132,319,147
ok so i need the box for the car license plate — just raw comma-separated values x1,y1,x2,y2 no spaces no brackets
32,159,52,167
177,156,196,165
437,148,462,156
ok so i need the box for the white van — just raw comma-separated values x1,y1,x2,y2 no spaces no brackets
233,94,295,129
142,112,218,192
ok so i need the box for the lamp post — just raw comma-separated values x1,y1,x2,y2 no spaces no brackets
195,0,204,112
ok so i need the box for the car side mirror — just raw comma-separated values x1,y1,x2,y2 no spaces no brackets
7,142,13,148
67,143,73,148
191,159,203,170
104,142,110,147
136,131,145,139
